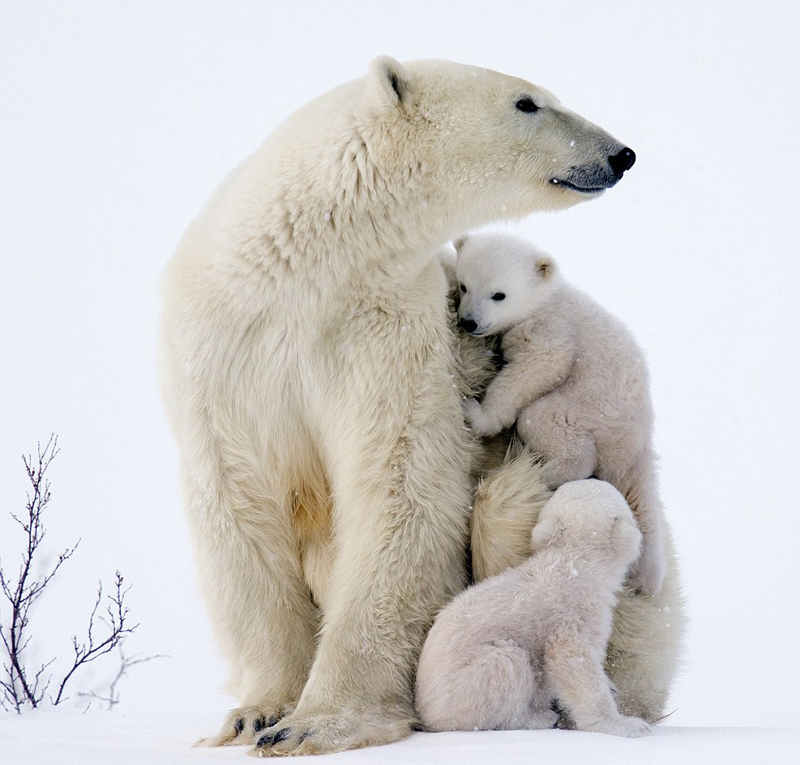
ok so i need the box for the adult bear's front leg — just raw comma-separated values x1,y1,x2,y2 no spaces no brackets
181,452,318,747
254,376,472,756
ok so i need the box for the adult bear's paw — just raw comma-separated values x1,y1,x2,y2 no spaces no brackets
250,708,412,756
197,703,294,747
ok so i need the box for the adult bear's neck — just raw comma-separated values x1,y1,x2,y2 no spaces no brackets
218,118,485,283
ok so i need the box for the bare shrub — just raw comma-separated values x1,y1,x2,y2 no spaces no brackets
0,436,157,712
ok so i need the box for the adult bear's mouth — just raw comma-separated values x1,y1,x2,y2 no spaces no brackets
549,178,610,194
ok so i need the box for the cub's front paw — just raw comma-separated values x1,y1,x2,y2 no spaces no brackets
197,703,294,747
463,398,501,437
251,707,411,756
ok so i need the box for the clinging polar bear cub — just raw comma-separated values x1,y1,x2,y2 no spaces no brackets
457,234,666,596
416,480,651,737
161,57,636,756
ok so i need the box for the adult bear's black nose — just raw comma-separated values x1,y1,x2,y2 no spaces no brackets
609,147,636,179
460,318,478,333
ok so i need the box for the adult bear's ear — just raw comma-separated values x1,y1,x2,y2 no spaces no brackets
530,515,561,550
367,56,412,111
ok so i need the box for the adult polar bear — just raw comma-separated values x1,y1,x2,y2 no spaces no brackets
161,57,670,756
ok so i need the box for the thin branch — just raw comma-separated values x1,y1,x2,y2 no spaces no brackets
0,436,63,710
0,437,154,712
77,646,166,710
52,572,138,706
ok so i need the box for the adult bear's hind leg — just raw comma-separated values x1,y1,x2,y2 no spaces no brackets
605,523,686,723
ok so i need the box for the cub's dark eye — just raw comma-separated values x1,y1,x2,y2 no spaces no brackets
492,292,506,301
516,97,540,114
459,284,467,293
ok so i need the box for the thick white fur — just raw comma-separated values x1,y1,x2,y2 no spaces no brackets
457,234,666,596
161,56,633,756
444,264,685,723
469,445,685,725
417,480,651,737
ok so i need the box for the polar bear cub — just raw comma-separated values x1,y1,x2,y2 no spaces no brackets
415,479,651,737
455,233,666,596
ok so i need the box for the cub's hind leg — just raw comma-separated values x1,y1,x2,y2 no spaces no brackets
418,636,554,732
516,392,597,489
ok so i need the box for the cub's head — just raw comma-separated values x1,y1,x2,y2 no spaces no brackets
361,56,635,226
530,480,642,569
454,233,559,336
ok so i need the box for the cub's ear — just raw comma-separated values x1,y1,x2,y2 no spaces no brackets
367,56,412,111
530,515,561,551
453,236,468,255
435,246,458,293
534,255,557,280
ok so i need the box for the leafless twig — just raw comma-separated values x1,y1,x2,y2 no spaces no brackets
51,571,139,705
0,436,77,712
78,645,166,710
0,436,153,713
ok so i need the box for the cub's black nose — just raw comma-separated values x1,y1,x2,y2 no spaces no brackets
460,318,478,333
609,147,636,179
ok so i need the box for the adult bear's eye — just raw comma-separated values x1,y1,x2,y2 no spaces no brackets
516,97,540,113
459,284,467,293
492,292,506,301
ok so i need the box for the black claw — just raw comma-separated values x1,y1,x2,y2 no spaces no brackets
234,718,245,735
267,715,279,728
297,730,311,744
271,727,290,745
256,733,271,748
253,716,266,733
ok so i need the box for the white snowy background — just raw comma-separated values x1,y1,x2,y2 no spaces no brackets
1,1,798,763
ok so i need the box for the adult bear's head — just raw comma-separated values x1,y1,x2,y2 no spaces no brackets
359,57,634,223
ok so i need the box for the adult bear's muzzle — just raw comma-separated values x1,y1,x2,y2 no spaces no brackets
551,146,635,194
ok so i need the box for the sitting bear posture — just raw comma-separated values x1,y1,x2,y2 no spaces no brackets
415,479,651,737
456,234,666,596
162,55,638,755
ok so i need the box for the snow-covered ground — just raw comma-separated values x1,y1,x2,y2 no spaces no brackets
1,0,799,762
2,710,798,765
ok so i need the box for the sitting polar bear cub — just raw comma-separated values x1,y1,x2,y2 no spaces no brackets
454,233,666,597
415,479,651,737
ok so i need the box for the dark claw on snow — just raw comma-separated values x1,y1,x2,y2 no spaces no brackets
257,727,291,747
272,728,290,745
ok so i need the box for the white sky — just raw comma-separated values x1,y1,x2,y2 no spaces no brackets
1,0,799,733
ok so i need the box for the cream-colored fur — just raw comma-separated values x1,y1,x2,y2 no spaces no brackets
161,56,634,756
416,480,651,737
470,455,685,724
457,234,666,596
444,265,685,725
